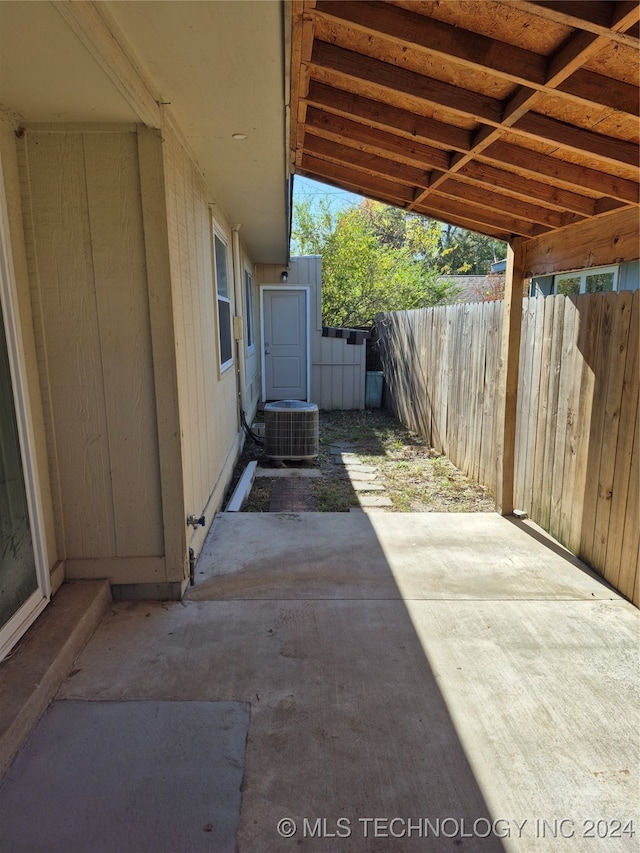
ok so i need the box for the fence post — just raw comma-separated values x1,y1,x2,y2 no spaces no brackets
496,237,526,515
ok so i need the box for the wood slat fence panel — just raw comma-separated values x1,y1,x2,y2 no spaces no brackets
377,292,639,606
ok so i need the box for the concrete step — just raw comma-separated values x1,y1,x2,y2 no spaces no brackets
0,580,111,779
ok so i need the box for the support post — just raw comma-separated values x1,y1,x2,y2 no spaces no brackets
137,126,188,591
496,237,526,515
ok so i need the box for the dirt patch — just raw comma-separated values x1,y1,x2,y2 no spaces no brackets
224,409,495,513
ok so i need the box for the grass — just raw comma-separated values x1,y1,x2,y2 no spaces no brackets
314,409,494,512
229,408,495,513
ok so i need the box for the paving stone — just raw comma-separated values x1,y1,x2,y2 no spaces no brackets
342,464,377,473
352,483,385,492
346,471,378,482
332,453,362,464
357,495,394,507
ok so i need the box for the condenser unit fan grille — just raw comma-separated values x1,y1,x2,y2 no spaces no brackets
264,400,319,460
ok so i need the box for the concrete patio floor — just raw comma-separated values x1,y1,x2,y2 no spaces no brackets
1,512,638,852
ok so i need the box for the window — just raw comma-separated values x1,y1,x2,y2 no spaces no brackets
244,269,255,350
213,232,233,371
554,265,618,296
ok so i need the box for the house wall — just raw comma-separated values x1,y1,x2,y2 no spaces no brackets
15,126,166,586
160,123,243,556
7,120,254,595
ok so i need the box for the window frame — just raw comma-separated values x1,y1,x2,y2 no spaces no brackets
244,267,255,353
212,227,234,374
553,264,619,296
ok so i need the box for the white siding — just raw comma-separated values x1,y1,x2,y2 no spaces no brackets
312,335,366,410
162,125,241,552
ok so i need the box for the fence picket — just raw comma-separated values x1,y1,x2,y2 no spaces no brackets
377,291,638,605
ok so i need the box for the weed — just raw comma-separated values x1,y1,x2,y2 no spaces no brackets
229,408,494,513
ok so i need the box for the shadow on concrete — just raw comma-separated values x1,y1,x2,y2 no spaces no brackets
187,511,508,851
3,509,636,852
504,515,621,596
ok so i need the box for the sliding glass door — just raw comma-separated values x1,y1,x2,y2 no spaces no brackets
0,168,49,661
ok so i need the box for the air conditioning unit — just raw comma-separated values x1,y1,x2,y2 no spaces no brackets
264,400,319,461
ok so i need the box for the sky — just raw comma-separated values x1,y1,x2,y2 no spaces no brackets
292,175,363,212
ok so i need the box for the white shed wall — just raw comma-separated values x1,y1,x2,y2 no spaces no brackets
256,256,366,409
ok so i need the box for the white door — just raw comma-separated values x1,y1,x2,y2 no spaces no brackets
262,288,308,401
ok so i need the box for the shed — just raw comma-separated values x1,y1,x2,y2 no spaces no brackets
256,255,368,409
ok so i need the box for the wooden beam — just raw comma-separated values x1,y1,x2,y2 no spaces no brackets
304,134,431,188
545,30,602,84
414,193,546,238
306,81,473,152
312,40,637,205
453,160,598,216
434,177,582,228
480,141,640,204
523,205,640,276
309,40,504,124
290,1,316,170
611,0,640,32
53,1,161,128
305,107,450,170
300,154,415,204
512,113,639,170
305,82,633,212
314,0,638,117
505,1,640,46
557,69,639,117
314,1,547,86
495,237,527,515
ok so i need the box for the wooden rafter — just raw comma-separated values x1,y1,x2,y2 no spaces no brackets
290,0,639,242
314,1,638,117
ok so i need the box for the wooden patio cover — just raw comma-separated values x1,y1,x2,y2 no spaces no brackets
289,0,639,243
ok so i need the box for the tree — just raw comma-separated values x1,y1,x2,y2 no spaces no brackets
436,225,506,275
291,198,458,327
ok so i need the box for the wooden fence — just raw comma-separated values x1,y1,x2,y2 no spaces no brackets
377,291,639,606
377,301,503,494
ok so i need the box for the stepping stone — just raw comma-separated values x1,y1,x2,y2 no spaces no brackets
329,442,356,451
358,495,393,507
346,471,378,482
352,483,385,492
342,464,377,473
333,453,362,464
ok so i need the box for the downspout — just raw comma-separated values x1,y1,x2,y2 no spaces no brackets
231,224,246,431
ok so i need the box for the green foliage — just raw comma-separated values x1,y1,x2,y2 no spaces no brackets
292,198,459,327
436,225,506,275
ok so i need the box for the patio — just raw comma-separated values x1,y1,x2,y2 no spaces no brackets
0,511,637,852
